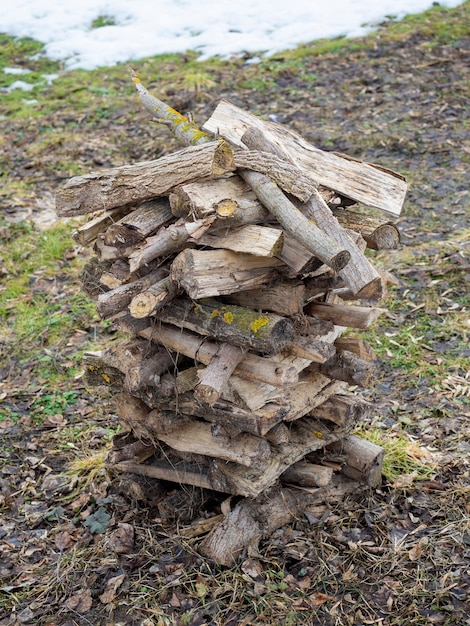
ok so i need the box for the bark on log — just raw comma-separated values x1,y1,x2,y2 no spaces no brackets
96,267,168,318
157,297,295,355
128,215,215,274
311,394,371,428
241,128,382,299
287,337,336,363
138,323,298,388
203,99,407,216
325,435,385,486
103,198,173,248
194,343,246,405
169,175,269,224
224,281,305,316
309,349,376,388
277,234,323,275
56,140,235,217
331,208,401,250
281,462,333,487
128,276,181,319
73,205,133,245
170,248,284,299
305,301,385,329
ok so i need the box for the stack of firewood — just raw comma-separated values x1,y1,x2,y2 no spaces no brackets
55,82,406,564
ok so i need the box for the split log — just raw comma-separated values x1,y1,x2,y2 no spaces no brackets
155,421,271,469
334,337,377,361
138,323,298,388
287,337,336,363
276,234,322,275
194,343,246,405
106,433,157,465
157,297,295,355
309,349,376,388
331,208,401,250
73,205,133,245
199,476,366,565
56,140,235,217
203,99,407,216
311,394,371,427
325,435,385,486
241,128,382,299
96,267,168,318
170,248,284,299
264,422,290,445
112,459,212,490
169,175,269,224
281,462,333,487
305,301,385,329
103,198,173,248
224,280,305,316
197,224,284,257
128,215,215,274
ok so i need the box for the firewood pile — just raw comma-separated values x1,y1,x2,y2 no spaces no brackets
55,75,406,564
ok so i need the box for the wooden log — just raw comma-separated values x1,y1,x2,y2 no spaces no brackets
287,337,336,363
106,433,157,465
264,422,290,445
194,343,246,405
241,128,382,300
309,349,376,388
157,297,295,355
103,198,173,248
305,301,385,329
128,215,215,274
224,281,305,316
311,394,371,427
334,337,377,361
331,208,401,250
100,338,174,392
96,267,168,318
155,421,272,469
170,248,284,299
129,276,181,319
138,323,298,388
112,459,213,490
169,175,269,224
199,476,365,565
197,224,284,257
325,435,385,487
276,234,322,275
203,99,407,216
55,140,235,217
239,169,350,273
73,205,133,245
281,462,333,487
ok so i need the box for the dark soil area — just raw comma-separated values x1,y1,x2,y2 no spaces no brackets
1,5,469,625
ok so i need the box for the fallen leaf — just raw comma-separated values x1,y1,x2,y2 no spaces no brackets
241,558,263,579
63,590,93,613
309,592,333,606
108,523,135,554
98,574,125,604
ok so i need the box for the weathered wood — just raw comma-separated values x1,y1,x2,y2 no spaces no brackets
170,248,284,299
193,343,245,405
155,421,271,469
96,267,168,318
56,140,235,217
157,297,295,355
334,336,377,361
103,198,173,248
138,323,298,388
239,169,350,273
305,301,385,329
198,224,284,257
309,349,376,388
169,175,269,224
241,128,382,299
264,422,290,445
277,234,322,275
128,215,215,274
325,435,385,486
112,459,213,490
281,462,333,487
106,434,157,465
199,476,364,565
311,394,371,427
129,276,181,319
331,208,401,250
224,281,305,316
203,100,407,216
73,205,133,245
287,337,336,363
